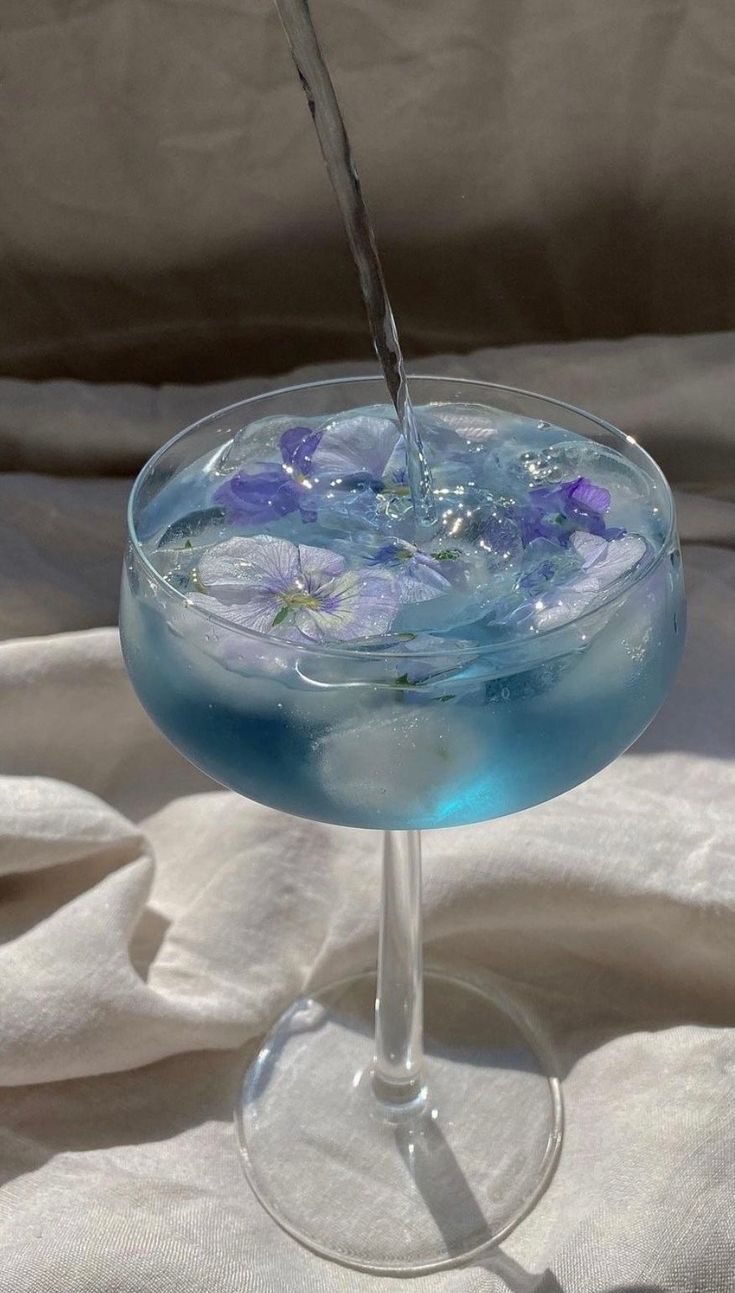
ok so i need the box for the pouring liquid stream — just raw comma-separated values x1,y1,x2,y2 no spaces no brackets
273,0,438,535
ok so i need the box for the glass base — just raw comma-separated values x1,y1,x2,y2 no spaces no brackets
236,971,563,1275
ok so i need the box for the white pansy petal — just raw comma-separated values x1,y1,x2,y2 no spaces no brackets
297,571,400,642
429,403,504,443
567,574,603,594
171,595,300,674
591,534,647,588
539,533,647,629
296,543,345,585
570,530,608,569
312,417,400,480
193,589,283,633
198,535,300,599
395,564,453,603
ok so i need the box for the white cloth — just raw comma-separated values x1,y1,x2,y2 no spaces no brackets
1,349,735,1291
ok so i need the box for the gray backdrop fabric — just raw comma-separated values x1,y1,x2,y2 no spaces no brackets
1,1,734,382
1,341,734,1291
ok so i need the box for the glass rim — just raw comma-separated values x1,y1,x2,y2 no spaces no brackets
127,374,677,660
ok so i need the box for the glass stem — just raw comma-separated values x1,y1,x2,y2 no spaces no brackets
372,829,425,1105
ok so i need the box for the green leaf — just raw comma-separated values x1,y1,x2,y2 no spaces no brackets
184,539,193,550
393,673,411,688
272,606,290,627
430,549,461,561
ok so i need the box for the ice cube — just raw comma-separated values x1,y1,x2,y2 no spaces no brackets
484,657,572,704
475,508,523,584
150,507,230,591
156,507,228,551
517,537,579,595
218,414,324,474
311,482,385,536
491,428,589,489
542,583,658,712
166,591,296,697
315,703,485,819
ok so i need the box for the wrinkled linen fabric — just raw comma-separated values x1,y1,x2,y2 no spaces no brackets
0,342,734,1292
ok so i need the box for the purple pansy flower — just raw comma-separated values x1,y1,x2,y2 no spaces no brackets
532,530,647,630
528,475,623,543
371,540,454,603
196,535,400,643
213,468,303,524
213,425,323,524
280,425,322,477
213,418,406,524
532,476,611,515
509,503,562,547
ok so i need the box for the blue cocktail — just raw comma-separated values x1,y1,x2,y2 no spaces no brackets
120,375,684,1272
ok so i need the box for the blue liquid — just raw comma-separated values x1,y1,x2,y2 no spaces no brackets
121,404,684,829
120,554,684,830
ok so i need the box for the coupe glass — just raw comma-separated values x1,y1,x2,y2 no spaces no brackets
120,376,684,1274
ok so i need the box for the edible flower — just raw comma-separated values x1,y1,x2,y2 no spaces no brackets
213,425,322,523
196,535,400,643
533,530,647,629
371,540,455,602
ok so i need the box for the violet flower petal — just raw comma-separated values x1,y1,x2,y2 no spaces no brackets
312,416,400,482
530,476,609,517
510,504,564,546
371,540,453,603
180,592,306,658
214,470,302,523
569,477,611,513
394,564,453,604
280,425,323,476
528,481,574,509
532,532,646,630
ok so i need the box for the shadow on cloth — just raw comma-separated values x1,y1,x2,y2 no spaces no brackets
0,1041,667,1293
477,1255,664,1293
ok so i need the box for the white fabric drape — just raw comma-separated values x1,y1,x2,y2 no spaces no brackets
1,344,734,1291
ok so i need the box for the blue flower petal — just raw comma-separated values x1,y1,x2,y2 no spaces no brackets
369,540,453,603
